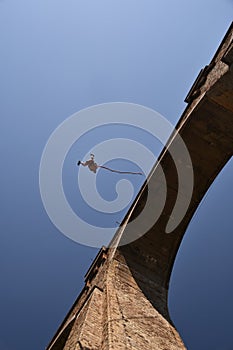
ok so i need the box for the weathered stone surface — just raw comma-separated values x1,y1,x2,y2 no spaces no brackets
45,23,233,350
101,257,185,350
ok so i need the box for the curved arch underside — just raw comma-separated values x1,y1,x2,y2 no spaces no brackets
116,24,233,321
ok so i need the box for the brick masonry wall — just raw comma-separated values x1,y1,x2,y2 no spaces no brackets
101,255,186,350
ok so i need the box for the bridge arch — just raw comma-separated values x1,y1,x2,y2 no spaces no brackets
46,23,233,350
116,21,233,323
169,157,233,348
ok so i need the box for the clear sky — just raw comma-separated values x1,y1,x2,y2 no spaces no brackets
1,1,233,349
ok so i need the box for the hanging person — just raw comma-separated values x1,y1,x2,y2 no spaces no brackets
77,154,142,176
77,153,98,173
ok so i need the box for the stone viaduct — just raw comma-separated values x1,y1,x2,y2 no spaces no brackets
46,23,233,349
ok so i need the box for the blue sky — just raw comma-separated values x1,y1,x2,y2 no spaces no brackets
1,1,233,349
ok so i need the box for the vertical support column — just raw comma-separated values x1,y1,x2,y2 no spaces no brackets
101,254,186,350
64,287,104,350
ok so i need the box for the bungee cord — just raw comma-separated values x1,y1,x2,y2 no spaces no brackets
77,154,143,175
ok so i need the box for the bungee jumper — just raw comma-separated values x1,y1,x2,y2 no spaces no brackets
77,154,143,175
